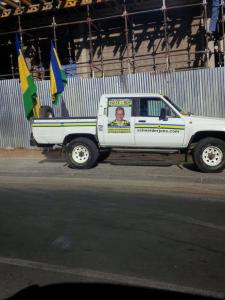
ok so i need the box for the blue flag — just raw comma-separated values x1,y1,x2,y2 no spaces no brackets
50,41,67,105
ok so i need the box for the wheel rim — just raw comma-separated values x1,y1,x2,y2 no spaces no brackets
72,145,90,164
202,146,223,167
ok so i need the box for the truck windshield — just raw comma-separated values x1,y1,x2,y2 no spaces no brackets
164,95,188,116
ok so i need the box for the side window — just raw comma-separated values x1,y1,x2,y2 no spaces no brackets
139,98,177,118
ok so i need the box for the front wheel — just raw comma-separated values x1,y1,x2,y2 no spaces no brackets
66,138,99,169
192,137,225,173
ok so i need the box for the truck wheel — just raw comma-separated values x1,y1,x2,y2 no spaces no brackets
98,149,111,162
192,137,225,173
66,138,99,169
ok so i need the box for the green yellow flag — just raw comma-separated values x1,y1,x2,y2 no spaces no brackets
16,34,40,119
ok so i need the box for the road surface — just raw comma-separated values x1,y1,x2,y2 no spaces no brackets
0,151,225,299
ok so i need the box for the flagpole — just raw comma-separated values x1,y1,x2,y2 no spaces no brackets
18,1,23,47
52,16,57,51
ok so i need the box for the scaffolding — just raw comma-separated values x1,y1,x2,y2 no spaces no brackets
0,0,224,79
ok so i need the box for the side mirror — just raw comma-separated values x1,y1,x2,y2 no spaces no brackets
159,107,168,121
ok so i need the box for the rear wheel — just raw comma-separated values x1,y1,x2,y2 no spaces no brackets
192,137,225,173
66,138,99,169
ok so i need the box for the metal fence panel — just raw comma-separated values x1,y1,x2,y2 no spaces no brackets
0,67,224,148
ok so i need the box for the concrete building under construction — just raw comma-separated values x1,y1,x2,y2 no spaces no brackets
0,0,224,79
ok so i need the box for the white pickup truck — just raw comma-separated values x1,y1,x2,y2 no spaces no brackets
32,93,225,173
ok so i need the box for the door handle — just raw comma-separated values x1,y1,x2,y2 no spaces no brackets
138,120,146,123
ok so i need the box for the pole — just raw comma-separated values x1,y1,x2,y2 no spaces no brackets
17,1,23,46
10,53,15,79
131,19,136,73
203,0,209,67
123,0,131,74
87,5,94,78
52,16,57,50
162,0,170,71
68,41,73,64
37,38,45,79
221,0,225,64
100,29,104,77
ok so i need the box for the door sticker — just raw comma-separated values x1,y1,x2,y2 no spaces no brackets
108,99,132,133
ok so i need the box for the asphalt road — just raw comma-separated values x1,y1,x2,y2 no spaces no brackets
0,154,225,299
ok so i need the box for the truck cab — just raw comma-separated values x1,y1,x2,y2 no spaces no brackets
97,94,187,148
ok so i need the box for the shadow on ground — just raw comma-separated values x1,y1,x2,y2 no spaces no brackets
37,149,199,170
182,163,201,172
38,149,66,164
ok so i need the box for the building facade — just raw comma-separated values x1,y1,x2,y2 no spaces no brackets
0,0,224,79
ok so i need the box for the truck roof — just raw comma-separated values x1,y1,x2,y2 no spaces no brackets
101,93,163,98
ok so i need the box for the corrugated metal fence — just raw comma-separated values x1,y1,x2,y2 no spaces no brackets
0,67,224,148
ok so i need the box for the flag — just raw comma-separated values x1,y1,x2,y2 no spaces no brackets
50,40,67,105
16,34,40,120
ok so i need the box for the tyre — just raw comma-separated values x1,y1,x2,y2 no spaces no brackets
98,149,111,162
192,137,225,173
39,106,54,118
66,138,99,169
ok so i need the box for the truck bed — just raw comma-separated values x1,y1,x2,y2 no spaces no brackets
32,117,97,145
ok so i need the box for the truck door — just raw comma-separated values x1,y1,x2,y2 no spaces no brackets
134,97,185,148
98,97,135,146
